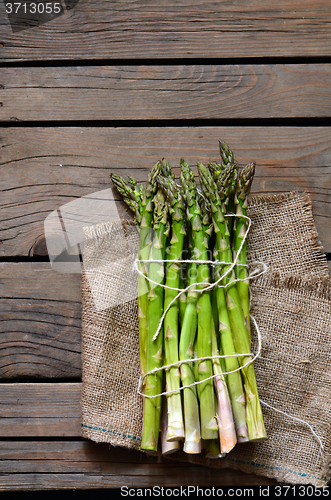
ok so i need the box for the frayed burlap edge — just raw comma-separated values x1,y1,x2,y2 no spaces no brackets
166,271,331,488
81,191,331,486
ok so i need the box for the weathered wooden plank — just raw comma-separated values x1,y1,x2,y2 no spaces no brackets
0,473,276,490
1,0,331,61
0,443,277,489
1,127,331,256
0,383,81,436
0,440,274,481
0,384,278,488
0,262,81,379
2,257,331,380
2,64,331,121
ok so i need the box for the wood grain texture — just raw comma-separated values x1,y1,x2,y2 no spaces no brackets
0,384,278,488
0,262,81,379
1,0,331,61
2,64,331,121
1,127,331,256
0,383,81,436
0,442,277,489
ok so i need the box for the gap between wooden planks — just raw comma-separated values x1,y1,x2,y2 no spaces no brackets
1,0,331,60
0,383,278,489
2,253,331,378
1,127,331,257
0,262,81,378
1,64,331,122
0,441,277,489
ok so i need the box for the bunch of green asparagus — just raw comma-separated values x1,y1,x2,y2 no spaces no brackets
111,141,267,457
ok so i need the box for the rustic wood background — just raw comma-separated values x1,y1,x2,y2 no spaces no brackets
1,0,331,491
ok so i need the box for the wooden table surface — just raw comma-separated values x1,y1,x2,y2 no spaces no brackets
1,0,331,491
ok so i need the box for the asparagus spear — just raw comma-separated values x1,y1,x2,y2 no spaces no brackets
219,140,238,168
216,141,239,234
207,161,224,182
110,173,142,225
178,273,187,327
161,158,187,327
199,194,237,449
180,159,218,441
205,438,221,459
197,162,249,443
225,163,267,441
158,173,186,442
111,171,149,375
178,227,201,454
233,162,255,338
218,168,267,442
160,158,175,180
160,386,180,455
211,315,237,454
136,164,161,375
141,187,169,451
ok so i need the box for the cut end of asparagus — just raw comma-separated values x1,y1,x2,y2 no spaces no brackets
244,384,268,441
220,435,237,455
237,435,251,443
161,396,181,454
161,415,181,454
249,436,268,443
204,439,222,459
183,429,201,454
166,421,185,442
215,403,237,455
161,441,181,455
247,420,268,442
141,430,158,451
216,407,237,454
201,423,219,440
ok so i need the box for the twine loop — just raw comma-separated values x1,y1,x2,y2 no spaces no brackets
134,214,267,342
137,315,262,399
134,212,325,455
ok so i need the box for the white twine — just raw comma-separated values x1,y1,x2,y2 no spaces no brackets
137,315,326,455
135,214,268,342
134,212,325,454
137,315,262,399
136,213,259,397
259,400,325,453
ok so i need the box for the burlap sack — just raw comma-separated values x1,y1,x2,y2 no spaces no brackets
81,220,142,447
81,191,331,487
246,192,329,277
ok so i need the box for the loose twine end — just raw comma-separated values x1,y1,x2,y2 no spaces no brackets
134,213,325,458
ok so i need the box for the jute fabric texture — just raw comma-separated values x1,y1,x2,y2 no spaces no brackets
81,191,331,486
81,220,142,448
